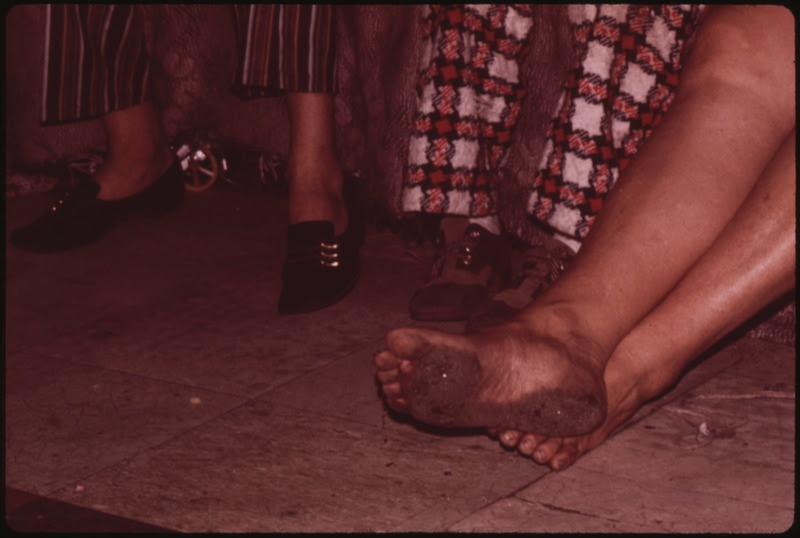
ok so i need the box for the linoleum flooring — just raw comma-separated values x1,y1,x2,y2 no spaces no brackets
4,188,795,533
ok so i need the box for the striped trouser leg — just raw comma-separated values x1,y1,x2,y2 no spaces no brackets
41,4,151,125
232,4,336,97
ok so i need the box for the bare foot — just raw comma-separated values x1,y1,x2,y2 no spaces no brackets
493,406,636,471
375,316,609,437
493,343,664,470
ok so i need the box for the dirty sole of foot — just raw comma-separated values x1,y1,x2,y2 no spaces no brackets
399,344,605,437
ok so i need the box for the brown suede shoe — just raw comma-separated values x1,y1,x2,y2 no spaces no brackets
409,223,512,321
465,237,575,333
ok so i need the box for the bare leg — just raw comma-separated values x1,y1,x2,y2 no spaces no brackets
286,92,347,234
522,5,795,350
375,6,794,436
94,101,175,200
505,127,796,470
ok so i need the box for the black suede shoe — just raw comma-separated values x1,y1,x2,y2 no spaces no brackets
277,219,363,315
9,160,185,253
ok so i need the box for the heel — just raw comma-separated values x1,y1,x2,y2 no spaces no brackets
139,161,185,217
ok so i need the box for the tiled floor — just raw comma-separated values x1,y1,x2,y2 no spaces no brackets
4,187,795,532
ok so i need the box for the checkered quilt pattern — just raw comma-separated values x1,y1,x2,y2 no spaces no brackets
403,4,706,243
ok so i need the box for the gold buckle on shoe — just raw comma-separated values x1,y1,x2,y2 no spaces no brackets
456,228,482,269
320,241,340,267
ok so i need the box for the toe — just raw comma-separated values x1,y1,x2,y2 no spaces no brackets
398,360,414,375
518,433,545,456
376,368,398,384
386,327,433,357
549,442,579,471
382,382,403,398
375,350,400,371
498,430,522,448
532,437,562,464
380,382,409,413
384,395,408,413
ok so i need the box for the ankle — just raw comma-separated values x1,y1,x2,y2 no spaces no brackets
519,302,613,369
608,336,684,407
95,150,174,200
287,161,349,233
288,189,348,233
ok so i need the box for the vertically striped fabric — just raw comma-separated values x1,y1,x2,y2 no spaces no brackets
232,4,336,97
41,4,337,126
41,4,151,125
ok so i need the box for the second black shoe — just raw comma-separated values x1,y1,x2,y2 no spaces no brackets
277,219,363,315
9,160,185,253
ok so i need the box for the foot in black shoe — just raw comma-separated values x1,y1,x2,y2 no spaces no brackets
9,161,185,253
278,220,362,314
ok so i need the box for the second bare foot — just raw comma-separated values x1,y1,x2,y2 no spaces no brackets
375,318,608,437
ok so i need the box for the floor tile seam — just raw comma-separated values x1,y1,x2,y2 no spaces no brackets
443,484,552,532
250,332,422,423
257,398,410,442
24,398,264,504
513,495,625,524
18,332,384,400
7,348,263,408
10,397,305,507
257,396,394,434
250,398,497,455
383,457,553,532
438,472,559,532
244,357,357,400
248,333,392,401
4,496,179,534
3,484,180,532
6,393,254,485
544,462,796,510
